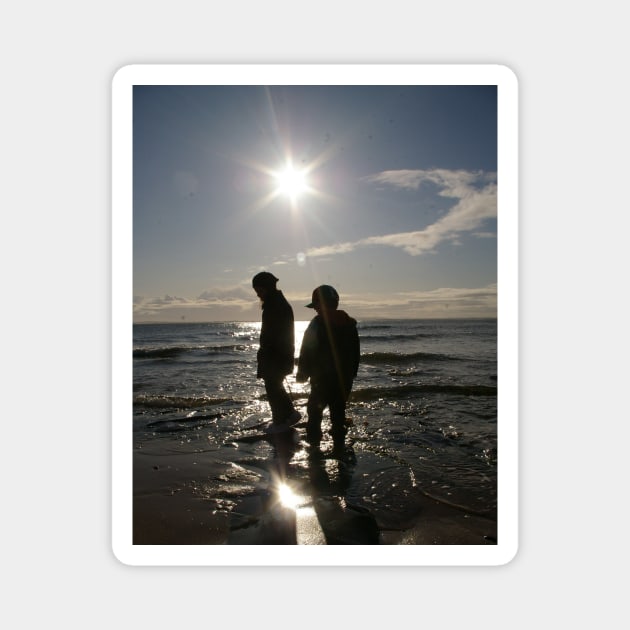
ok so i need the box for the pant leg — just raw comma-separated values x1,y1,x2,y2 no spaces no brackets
329,395,348,448
329,378,353,448
264,376,293,423
305,382,325,446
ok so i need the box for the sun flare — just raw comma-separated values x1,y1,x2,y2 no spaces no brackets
277,482,301,509
274,165,308,199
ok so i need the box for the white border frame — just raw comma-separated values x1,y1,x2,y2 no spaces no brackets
112,64,518,566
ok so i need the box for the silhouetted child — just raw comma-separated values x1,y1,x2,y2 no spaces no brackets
252,272,301,432
296,285,359,454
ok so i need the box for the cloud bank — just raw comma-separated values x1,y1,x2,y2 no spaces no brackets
133,282,496,322
339,284,497,319
133,286,259,321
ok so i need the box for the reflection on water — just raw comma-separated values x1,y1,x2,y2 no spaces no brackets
234,320,309,358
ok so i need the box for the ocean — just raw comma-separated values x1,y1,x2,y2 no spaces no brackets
132,318,497,545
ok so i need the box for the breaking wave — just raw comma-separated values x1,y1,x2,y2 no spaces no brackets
133,344,252,359
134,394,236,409
350,384,497,401
361,351,460,365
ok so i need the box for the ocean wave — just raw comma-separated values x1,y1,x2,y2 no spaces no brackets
134,394,235,409
359,333,435,342
145,413,224,433
361,351,460,365
133,383,495,413
134,344,251,359
133,347,186,359
387,368,424,377
350,384,497,401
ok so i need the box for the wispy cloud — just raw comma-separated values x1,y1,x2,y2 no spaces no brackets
363,168,494,195
197,286,252,302
306,169,496,258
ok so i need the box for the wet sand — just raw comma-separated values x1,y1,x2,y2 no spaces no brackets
133,428,497,546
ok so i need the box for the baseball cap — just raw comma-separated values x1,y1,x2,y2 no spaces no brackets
306,285,339,308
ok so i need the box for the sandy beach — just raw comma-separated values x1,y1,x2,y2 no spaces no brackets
133,427,497,546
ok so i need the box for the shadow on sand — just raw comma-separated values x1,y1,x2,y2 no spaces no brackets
227,429,380,545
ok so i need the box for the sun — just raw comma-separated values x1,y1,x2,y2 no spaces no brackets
274,165,308,200
249,156,322,211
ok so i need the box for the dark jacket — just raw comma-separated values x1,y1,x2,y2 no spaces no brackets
257,289,295,379
296,309,360,395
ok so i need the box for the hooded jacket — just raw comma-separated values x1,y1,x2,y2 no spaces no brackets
297,309,360,394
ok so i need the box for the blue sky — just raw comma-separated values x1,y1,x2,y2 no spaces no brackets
133,84,497,322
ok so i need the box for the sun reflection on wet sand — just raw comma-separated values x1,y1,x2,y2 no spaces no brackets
277,482,301,509
276,482,327,544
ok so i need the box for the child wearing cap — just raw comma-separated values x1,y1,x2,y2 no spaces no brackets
296,285,360,454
